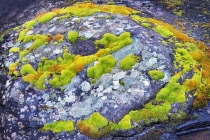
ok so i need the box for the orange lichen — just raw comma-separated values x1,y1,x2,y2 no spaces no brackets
53,34,64,41
184,79,200,90
193,85,210,108
190,51,204,62
148,18,195,42
47,64,62,73
71,58,85,73
23,71,43,82
176,22,186,30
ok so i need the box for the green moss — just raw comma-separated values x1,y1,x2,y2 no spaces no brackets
76,112,110,138
61,53,75,64
9,47,20,53
9,61,19,72
153,26,174,37
148,70,165,80
49,69,76,86
34,72,50,89
13,26,21,30
54,42,59,45
82,55,97,65
173,48,196,73
173,11,184,17
13,71,19,76
58,13,71,19
22,59,29,62
20,64,37,75
184,42,198,51
168,38,174,43
38,12,57,23
155,74,187,103
130,15,148,23
23,19,37,29
41,59,58,71
94,32,132,51
175,43,183,48
161,40,166,45
68,31,78,44
141,23,151,28
58,39,64,42
89,112,109,128
43,120,75,133
87,55,116,79
120,55,139,70
108,1,115,5
117,115,132,130
128,102,171,124
29,34,49,50
23,35,35,43
75,19,82,22
120,81,125,86
18,29,29,41
19,49,30,59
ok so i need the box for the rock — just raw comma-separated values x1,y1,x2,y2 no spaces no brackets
0,1,210,140
81,81,91,91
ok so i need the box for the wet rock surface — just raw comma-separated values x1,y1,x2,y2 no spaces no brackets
0,0,210,140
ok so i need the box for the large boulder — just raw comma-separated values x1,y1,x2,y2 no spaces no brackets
0,1,209,139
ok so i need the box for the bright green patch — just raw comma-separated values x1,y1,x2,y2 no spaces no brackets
23,19,37,29
68,31,79,44
120,55,139,70
54,42,59,45
23,35,35,43
130,15,148,23
94,32,133,53
22,59,29,62
141,23,151,28
108,1,115,5
175,43,183,48
161,40,166,45
155,74,187,103
38,12,57,23
20,64,37,75
148,70,165,80
87,55,116,79
9,47,20,53
153,26,174,37
173,48,196,73
18,29,29,41
43,120,75,133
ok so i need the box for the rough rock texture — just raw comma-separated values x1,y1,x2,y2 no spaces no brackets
0,0,210,140
0,0,66,33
